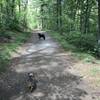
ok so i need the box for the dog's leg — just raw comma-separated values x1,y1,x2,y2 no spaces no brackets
30,83,37,92
43,35,45,40
38,33,41,40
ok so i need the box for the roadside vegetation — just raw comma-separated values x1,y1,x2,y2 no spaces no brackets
0,30,31,73
49,31,100,89
0,0,100,73
0,0,36,73
50,31,95,59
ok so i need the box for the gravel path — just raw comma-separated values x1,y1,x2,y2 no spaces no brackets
0,31,97,100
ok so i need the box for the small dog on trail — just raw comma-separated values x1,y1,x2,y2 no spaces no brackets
27,72,38,92
38,33,45,40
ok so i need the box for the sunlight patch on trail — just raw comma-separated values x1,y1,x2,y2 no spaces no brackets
12,61,59,73
13,65,39,73
11,35,59,58
12,92,45,100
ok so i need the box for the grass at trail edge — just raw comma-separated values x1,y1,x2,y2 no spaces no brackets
0,30,32,73
48,31,97,62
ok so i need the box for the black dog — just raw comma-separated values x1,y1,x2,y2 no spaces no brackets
27,73,38,92
38,33,45,40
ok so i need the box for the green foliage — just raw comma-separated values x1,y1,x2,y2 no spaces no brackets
0,31,32,73
42,0,99,58
65,31,97,52
49,31,77,51
50,31,97,53
49,31,98,60
94,45,100,57
0,47,10,73
72,52,95,60
91,67,100,76
0,0,99,73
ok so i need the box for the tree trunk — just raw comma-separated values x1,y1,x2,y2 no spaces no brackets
11,0,15,17
40,4,44,29
0,2,3,25
84,0,89,33
56,0,59,29
23,0,28,28
56,0,62,32
18,0,21,14
98,0,100,42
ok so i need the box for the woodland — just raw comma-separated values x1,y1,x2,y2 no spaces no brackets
0,0,100,71
0,1,100,100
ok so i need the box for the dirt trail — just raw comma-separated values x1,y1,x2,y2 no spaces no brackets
0,31,99,100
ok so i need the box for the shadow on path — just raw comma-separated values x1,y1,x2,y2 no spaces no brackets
0,32,88,100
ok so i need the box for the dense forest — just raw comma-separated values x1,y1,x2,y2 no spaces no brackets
0,0,100,72
0,1,100,100
40,0,100,56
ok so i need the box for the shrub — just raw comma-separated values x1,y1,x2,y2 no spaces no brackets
0,31,32,73
65,31,97,52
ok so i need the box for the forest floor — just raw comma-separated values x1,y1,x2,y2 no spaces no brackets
0,31,100,100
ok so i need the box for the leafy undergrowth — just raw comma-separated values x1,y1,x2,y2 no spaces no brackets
0,30,32,73
49,31,99,62
49,31,100,90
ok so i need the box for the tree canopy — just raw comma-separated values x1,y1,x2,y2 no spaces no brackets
0,0,100,70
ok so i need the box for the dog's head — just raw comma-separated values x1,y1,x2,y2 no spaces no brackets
28,72,37,78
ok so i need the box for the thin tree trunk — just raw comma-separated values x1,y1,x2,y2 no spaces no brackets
23,0,28,28
11,0,15,17
56,0,59,29
59,0,62,32
41,4,44,29
98,0,100,41
18,0,21,14
84,0,89,34
56,0,62,31
0,2,3,25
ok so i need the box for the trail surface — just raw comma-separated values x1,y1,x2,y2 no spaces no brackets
0,31,99,100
